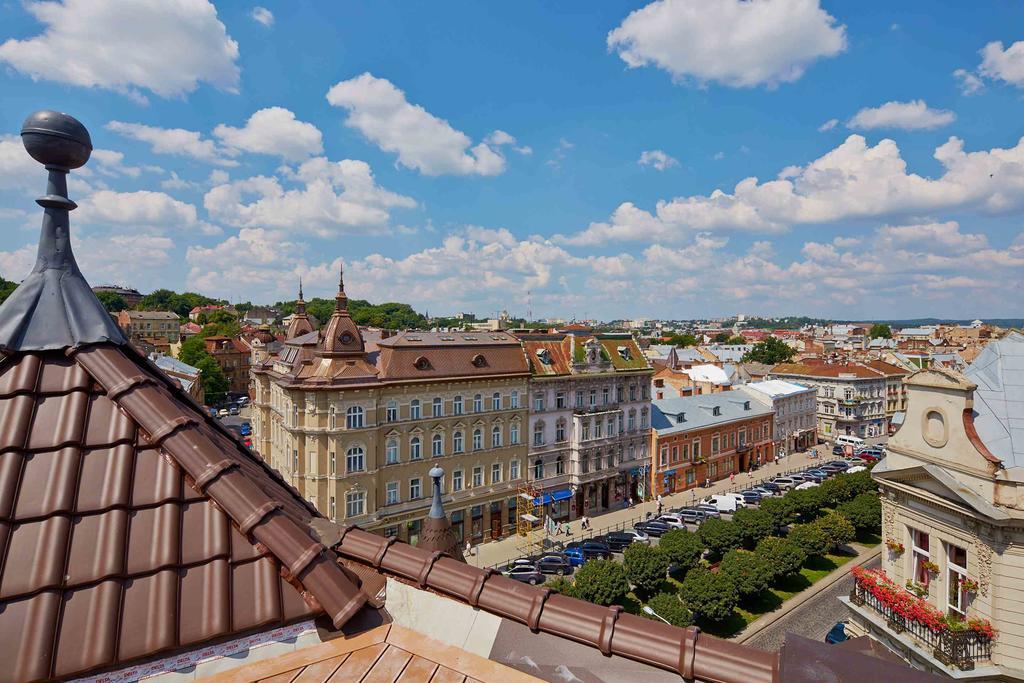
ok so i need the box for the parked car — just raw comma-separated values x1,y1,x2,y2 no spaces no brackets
770,477,799,490
603,530,649,551
825,622,849,645
702,494,738,513
800,470,827,483
237,396,249,406
819,464,847,475
694,503,722,518
228,404,240,416
656,514,688,529
738,491,762,506
239,422,252,436
242,436,252,449
825,460,851,470
565,540,612,561
671,508,707,524
634,520,672,537
757,482,782,494
531,553,574,575
503,564,545,585
788,473,815,484
832,445,845,456
723,492,749,508
845,465,868,473
749,487,776,498
857,451,882,463
217,408,229,417
795,481,820,490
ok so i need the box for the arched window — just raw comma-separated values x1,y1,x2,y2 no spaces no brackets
555,419,566,443
410,399,421,420
432,433,444,457
453,430,464,453
386,438,399,464
472,428,483,451
473,394,483,413
533,459,544,480
329,406,337,429
491,424,502,448
346,445,365,473
432,397,443,417
453,395,464,415
491,392,501,411
410,436,422,460
510,421,520,445
346,406,364,429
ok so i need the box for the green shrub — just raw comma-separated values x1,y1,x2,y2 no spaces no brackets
658,529,704,573
624,544,670,598
678,567,738,622
838,492,882,532
758,495,797,526
699,518,744,558
572,559,630,606
787,523,830,558
754,536,806,581
719,549,773,598
546,575,576,598
643,592,693,628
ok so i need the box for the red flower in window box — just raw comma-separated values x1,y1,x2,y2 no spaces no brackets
885,539,905,553
959,577,980,593
967,616,996,639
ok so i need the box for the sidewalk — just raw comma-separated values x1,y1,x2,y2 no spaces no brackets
470,447,827,569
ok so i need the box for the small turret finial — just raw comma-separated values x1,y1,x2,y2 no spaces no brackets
428,466,445,519
335,262,348,312
298,277,304,301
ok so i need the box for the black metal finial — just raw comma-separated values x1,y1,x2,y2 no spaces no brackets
298,277,304,301
428,466,445,519
0,110,125,351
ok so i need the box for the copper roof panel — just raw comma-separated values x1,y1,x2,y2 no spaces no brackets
29,392,89,451
118,569,178,661
84,394,136,446
0,592,61,682
0,354,41,396
0,395,35,452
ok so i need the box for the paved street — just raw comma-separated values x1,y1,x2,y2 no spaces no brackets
471,446,838,569
746,555,881,651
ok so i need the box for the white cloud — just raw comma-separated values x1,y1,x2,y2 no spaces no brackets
90,149,143,178
557,134,1024,244
979,40,1024,88
848,100,955,130
186,228,305,295
607,0,846,88
77,190,221,235
0,135,42,192
953,68,985,96
638,149,680,171
0,0,239,101
818,118,839,132
0,234,173,284
251,6,274,27
326,73,507,176
875,221,988,254
107,121,237,166
213,107,323,161
485,130,532,156
203,157,416,236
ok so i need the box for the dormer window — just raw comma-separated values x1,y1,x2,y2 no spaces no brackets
537,348,552,365
617,345,631,361
472,354,487,368
676,412,686,424
712,406,721,416
414,356,431,370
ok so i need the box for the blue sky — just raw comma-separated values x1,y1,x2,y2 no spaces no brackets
1,0,1022,320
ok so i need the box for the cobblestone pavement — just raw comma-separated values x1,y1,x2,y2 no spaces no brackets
471,447,833,569
746,555,882,651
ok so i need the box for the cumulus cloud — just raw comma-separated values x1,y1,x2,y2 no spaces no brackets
607,0,846,88
0,234,174,284
213,107,323,161
557,134,1024,245
326,73,508,176
638,149,680,171
818,118,839,132
875,221,988,254
77,189,221,235
203,157,415,236
251,6,274,27
0,0,239,101
0,135,43,192
107,121,237,166
847,100,955,130
953,68,985,96
89,150,143,178
979,40,1024,88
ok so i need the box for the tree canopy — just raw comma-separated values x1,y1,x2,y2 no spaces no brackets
869,323,892,339
754,536,806,581
719,549,773,598
95,291,127,312
0,276,18,305
742,337,796,365
572,560,630,607
276,296,429,330
712,332,732,343
178,336,229,405
698,518,744,558
665,333,698,347
623,544,669,598
643,593,692,628
657,529,704,573
138,289,222,317
679,567,737,622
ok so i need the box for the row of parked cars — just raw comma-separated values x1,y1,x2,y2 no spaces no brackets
501,530,654,584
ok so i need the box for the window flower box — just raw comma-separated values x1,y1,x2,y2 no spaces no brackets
885,539,905,554
922,560,940,575
959,577,980,593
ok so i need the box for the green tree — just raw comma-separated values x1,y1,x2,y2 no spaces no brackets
869,323,892,339
726,335,747,345
741,337,796,365
818,476,855,508
623,544,669,598
733,507,778,547
814,511,856,553
787,523,830,558
787,487,827,522
698,518,744,558
95,290,127,312
658,529,704,573
754,536,806,581
0,276,17,304
758,496,798,527
713,332,732,343
545,576,576,598
572,560,630,607
719,549,773,598
178,336,208,367
666,333,698,347
845,470,877,497
643,593,693,628
195,355,229,406
837,493,882,532
679,567,737,622
139,289,222,317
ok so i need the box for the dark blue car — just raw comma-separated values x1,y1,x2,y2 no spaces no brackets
825,622,848,644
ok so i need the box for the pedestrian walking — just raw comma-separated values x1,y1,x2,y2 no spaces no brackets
729,472,735,484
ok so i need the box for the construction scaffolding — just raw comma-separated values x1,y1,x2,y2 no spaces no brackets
516,480,544,557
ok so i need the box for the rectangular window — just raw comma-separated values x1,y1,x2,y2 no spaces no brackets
410,478,422,500
534,393,545,411
602,388,609,405
711,436,720,454
432,399,443,417
660,445,668,466
345,491,365,518
386,440,399,464
386,402,397,422
491,463,502,484
453,432,464,453
510,459,520,480
453,469,464,491
386,481,399,505
556,392,567,409
510,423,520,444
473,466,483,487
582,422,590,440
510,391,519,409
630,386,637,401
617,387,624,403
911,529,931,587
589,390,597,407
329,451,336,475
575,391,584,408
410,401,421,420
329,496,336,520
595,421,603,439
555,422,565,442
671,446,678,463
453,396,463,415
693,440,701,459
947,544,968,615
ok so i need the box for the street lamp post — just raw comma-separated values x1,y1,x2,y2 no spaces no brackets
641,605,670,625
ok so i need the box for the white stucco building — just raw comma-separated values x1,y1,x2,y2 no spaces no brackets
740,380,817,454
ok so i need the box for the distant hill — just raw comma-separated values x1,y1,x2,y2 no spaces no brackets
837,318,1024,329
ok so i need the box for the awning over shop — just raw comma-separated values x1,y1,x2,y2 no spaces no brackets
662,469,677,477
533,488,573,506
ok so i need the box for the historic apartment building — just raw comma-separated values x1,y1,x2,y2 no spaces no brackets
650,393,775,495
519,332,653,521
843,332,1024,679
116,309,180,343
769,362,890,439
251,273,530,545
740,379,817,454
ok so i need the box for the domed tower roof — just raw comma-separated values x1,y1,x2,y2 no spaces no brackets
285,278,314,340
318,264,365,357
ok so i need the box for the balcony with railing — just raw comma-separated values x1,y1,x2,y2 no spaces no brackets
848,579,993,672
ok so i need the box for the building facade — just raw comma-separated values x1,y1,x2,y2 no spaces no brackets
519,332,653,521
116,309,180,343
203,335,251,394
251,274,530,545
769,363,889,440
650,394,775,496
740,380,817,454
843,333,1024,679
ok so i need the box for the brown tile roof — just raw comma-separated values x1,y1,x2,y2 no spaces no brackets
0,345,368,680
520,337,572,376
770,362,884,379
377,332,529,381
862,359,911,376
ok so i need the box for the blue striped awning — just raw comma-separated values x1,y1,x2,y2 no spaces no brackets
533,488,573,506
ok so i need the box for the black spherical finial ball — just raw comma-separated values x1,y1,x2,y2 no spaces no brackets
20,110,92,170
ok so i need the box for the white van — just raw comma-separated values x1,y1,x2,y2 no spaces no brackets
835,435,865,449
702,494,738,514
